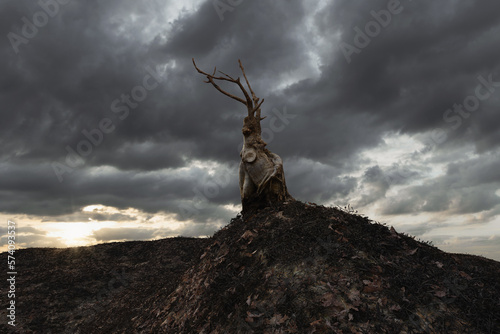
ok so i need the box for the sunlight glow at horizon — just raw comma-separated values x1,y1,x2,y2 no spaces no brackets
14,203,227,249
44,221,114,247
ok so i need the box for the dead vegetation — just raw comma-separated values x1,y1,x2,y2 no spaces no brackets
2,201,499,333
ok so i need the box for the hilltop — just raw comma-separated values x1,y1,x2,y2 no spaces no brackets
2,200,500,333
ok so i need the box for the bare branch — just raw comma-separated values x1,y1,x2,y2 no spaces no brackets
238,59,259,106
193,58,265,118
192,58,247,105
206,77,248,105
218,70,237,81
252,98,265,115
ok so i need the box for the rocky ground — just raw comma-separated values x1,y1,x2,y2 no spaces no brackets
2,200,500,333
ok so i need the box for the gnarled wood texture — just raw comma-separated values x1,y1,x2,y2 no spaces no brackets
193,59,293,212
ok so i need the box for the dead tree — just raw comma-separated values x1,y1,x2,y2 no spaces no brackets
193,58,293,212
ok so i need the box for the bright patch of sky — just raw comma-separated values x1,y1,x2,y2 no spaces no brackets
361,132,424,168
0,203,222,252
108,0,206,44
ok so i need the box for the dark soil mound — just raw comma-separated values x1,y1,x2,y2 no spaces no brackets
2,201,499,333
0,237,211,333
132,201,500,333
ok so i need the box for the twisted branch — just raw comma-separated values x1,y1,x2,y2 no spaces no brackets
192,58,264,117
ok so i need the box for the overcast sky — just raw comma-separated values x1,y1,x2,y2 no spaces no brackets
1,0,500,261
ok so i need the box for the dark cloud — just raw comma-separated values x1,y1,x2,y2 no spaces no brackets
433,235,500,261
354,166,391,207
285,157,358,203
92,227,156,242
39,211,137,223
1,0,500,259
312,0,500,144
0,225,46,237
380,151,500,216
0,225,65,249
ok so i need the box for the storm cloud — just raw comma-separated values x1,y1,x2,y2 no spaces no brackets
1,0,500,260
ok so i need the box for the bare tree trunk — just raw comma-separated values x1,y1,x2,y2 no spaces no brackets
193,59,293,213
